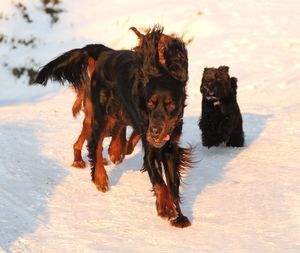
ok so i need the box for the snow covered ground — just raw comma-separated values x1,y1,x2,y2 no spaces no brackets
0,0,300,252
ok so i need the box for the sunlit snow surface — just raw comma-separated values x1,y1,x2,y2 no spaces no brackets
0,1,300,252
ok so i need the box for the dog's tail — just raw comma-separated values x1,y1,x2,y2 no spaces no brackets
129,27,145,51
129,27,145,40
34,44,112,90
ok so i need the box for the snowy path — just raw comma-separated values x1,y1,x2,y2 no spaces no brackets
1,0,300,252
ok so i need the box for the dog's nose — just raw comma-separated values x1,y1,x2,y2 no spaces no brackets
150,127,161,139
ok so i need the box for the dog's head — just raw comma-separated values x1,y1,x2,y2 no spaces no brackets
145,75,186,148
130,26,188,83
200,66,237,102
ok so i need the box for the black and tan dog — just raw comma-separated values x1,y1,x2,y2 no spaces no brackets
199,66,244,148
35,26,191,228
87,26,191,228
34,27,178,169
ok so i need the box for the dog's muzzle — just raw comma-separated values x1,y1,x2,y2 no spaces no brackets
206,95,219,101
147,126,171,148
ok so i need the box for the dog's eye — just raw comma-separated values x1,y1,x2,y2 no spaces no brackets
167,103,176,112
147,95,158,110
147,100,155,109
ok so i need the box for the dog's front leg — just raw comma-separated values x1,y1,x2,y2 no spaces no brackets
162,144,191,228
108,126,127,165
72,95,93,168
125,131,140,155
144,147,177,221
218,111,238,143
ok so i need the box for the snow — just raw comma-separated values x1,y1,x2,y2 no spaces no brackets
0,0,300,252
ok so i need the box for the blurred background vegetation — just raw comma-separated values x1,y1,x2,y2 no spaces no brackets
0,0,64,83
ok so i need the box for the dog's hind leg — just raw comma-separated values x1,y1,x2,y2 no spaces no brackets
125,131,140,155
72,81,92,168
72,84,86,168
72,128,87,168
108,125,127,165
72,60,109,167
93,133,109,192
108,127,140,165
72,92,110,168
92,116,116,192
72,86,84,118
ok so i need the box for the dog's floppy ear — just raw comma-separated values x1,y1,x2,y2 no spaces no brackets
230,77,238,95
140,25,164,83
164,38,188,83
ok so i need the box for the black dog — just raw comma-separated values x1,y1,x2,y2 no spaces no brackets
199,66,244,147
87,26,191,228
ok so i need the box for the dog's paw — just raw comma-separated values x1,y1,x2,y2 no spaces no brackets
72,159,86,169
125,143,134,155
103,158,109,166
154,184,178,220
93,173,109,192
108,144,126,165
170,215,191,228
109,153,125,165
96,183,109,192
156,201,178,220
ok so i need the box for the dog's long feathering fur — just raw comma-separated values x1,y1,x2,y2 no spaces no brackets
139,25,164,82
35,44,111,89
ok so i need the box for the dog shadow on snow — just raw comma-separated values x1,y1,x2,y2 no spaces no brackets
102,113,271,224
102,139,143,188
180,113,272,222
89,112,271,227
0,124,67,252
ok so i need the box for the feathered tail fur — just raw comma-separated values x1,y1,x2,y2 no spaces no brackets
34,44,112,89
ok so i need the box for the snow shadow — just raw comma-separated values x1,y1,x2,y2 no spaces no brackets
107,146,143,187
180,113,272,221
0,124,67,252
96,113,270,223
